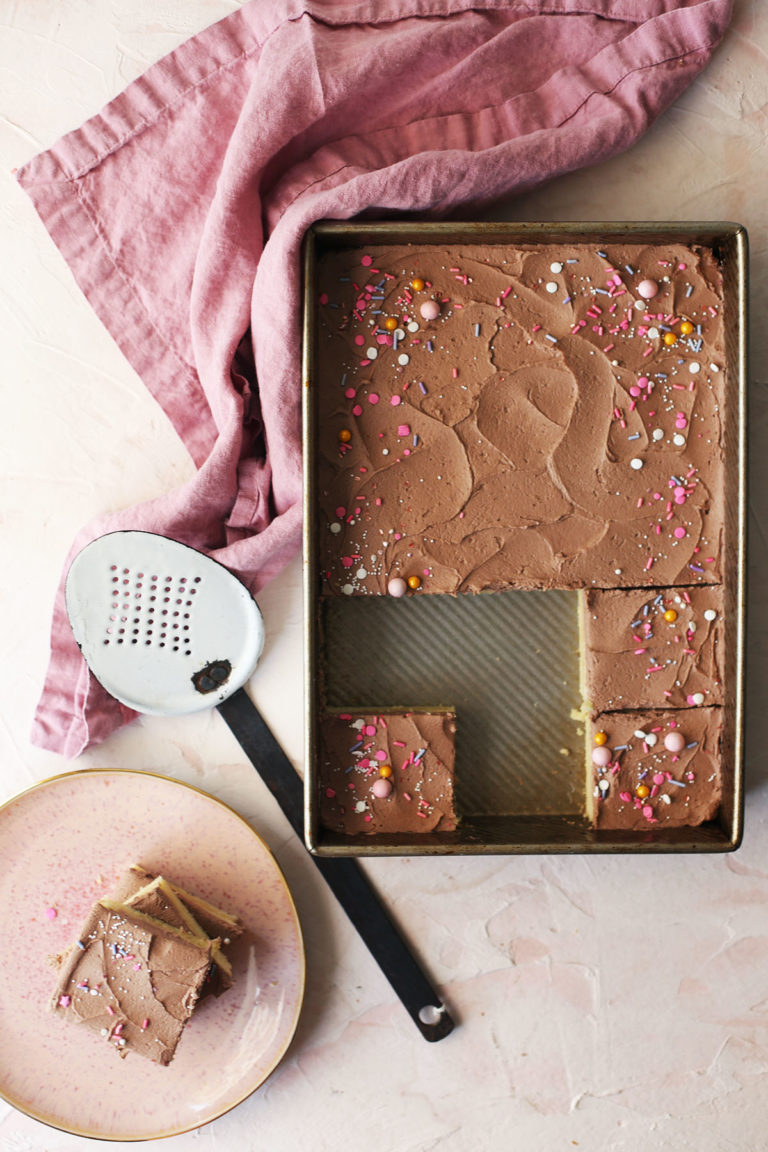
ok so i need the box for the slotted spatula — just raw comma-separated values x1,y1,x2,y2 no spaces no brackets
65,530,454,1041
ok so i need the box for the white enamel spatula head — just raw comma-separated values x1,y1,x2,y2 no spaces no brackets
65,532,265,715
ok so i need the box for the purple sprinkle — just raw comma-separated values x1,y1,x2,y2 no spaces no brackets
418,381,427,394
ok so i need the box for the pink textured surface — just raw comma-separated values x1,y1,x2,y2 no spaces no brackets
5,2,768,1150
15,0,731,758
0,771,304,1139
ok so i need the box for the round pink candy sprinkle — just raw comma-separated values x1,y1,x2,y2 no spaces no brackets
637,279,659,299
638,376,649,388
363,724,377,736
325,787,336,798
592,746,612,767
375,750,388,761
390,395,401,406
361,254,373,267
335,506,345,517
372,778,392,798
387,577,407,597
664,731,686,753
368,393,379,405
653,773,665,785
397,424,410,436
376,334,392,345
674,486,686,497
630,387,641,398
642,804,654,818
354,335,365,346
345,388,356,399
674,494,686,505
45,907,57,920
352,404,362,416
420,300,441,321
673,527,686,539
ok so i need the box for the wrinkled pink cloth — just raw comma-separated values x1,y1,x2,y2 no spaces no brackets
19,0,731,758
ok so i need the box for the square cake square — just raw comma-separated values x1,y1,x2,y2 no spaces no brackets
318,711,457,834
590,708,723,830
583,586,724,712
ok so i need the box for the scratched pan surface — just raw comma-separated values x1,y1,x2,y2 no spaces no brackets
302,221,747,857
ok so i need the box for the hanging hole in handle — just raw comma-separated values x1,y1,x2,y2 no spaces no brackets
418,1004,444,1027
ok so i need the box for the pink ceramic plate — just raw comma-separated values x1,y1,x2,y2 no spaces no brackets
0,769,305,1140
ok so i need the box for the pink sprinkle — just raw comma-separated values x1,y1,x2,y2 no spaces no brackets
352,404,362,416
645,557,654,571
375,750,388,761
364,813,373,822
368,393,379,405
673,527,686,539
452,368,458,378
58,995,71,1008
45,907,57,920
390,395,401,406
397,424,410,436
319,292,328,305
361,255,373,267
363,724,377,736
642,805,654,819
142,1018,149,1030
619,792,632,803
106,1005,115,1016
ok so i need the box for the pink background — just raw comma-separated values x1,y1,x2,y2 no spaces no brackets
2,1,767,1148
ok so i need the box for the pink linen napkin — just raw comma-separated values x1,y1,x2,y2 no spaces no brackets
18,0,732,758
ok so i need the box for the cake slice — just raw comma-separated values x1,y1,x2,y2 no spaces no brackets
318,710,458,834
124,865,242,993
589,707,723,830
583,586,724,712
51,897,216,1065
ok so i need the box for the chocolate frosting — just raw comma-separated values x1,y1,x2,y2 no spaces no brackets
584,586,724,712
591,707,722,830
51,902,214,1064
318,711,457,834
316,242,724,595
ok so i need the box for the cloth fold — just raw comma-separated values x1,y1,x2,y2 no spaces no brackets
18,0,732,758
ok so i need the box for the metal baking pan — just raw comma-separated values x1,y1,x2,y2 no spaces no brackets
301,221,747,856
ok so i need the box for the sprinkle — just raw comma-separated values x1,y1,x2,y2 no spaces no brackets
45,907,58,920
418,381,427,394
545,334,558,343
474,323,481,336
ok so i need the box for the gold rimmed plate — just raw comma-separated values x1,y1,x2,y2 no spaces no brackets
0,770,305,1140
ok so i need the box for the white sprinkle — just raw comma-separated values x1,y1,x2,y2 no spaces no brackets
342,584,354,595
356,568,367,579
330,523,341,534
634,300,646,311
598,779,610,793
660,793,672,805
354,801,368,814
615,568,622,575
645,733,658,747
689,362,701,374
366,347,378,359
630,458,644,470
673,433,686,447
634,730,648,740
407,321,419,333
545,281,559,294
395,328,406,340
691,693,705,705
647,327,660,339
652,428,664,442
397,353,410,366
710,363,720,372
550,262,564,274
704,609,717,621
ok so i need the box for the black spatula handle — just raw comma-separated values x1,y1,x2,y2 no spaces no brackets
218,689,455,1042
